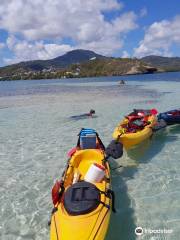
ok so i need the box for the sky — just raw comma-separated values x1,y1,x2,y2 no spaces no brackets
0,0,180,66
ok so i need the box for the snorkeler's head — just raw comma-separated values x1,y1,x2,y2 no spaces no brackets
90,109,95,114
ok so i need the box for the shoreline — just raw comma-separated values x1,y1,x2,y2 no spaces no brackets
0,70,180,82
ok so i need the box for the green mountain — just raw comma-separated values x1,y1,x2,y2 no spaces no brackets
1,50,180,80
69,58,157,77
0,49,107,79
0,49,105,71
141,55,180,71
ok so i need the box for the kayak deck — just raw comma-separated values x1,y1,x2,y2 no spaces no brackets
50,149,111,240
113,114,157,149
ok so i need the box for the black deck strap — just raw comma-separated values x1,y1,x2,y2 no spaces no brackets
53,214,60,240
105,177,110,183
76,135,81,148
107,189,116,213
102,156,108,164
58,184,65,199
99,190,110,198
52,207,58,214
62,156,71,178
99,201,110,210
48,207,58,226
61,170,65,177
96,133,106,151
92,207,109,240
100,189,116,213
117,130,125,142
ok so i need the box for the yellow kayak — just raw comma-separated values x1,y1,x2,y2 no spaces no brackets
50,129,114,240
113,110,157,149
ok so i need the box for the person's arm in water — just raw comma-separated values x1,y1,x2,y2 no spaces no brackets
86,113,93,117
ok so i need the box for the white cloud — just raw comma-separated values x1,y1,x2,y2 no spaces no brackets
76,11,138,55
4,36,73,64
0,0,139,64
112,12,138,33
78,37,123,56
0,0,140,65
134,15,180,57
0,0,123,41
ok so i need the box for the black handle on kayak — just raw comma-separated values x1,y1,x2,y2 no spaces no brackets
107,189,116,213
116,132,124,142
100,189,116,213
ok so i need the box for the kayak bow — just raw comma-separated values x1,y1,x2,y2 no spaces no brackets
50,129,114,240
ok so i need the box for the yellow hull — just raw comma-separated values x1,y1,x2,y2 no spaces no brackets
113,115,157,149
50,149,111,240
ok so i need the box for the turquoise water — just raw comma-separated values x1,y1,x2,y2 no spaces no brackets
0,72,180,240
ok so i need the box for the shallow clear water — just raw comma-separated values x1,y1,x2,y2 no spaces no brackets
0,72,180,240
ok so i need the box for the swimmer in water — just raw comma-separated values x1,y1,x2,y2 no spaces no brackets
70,109,96,120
